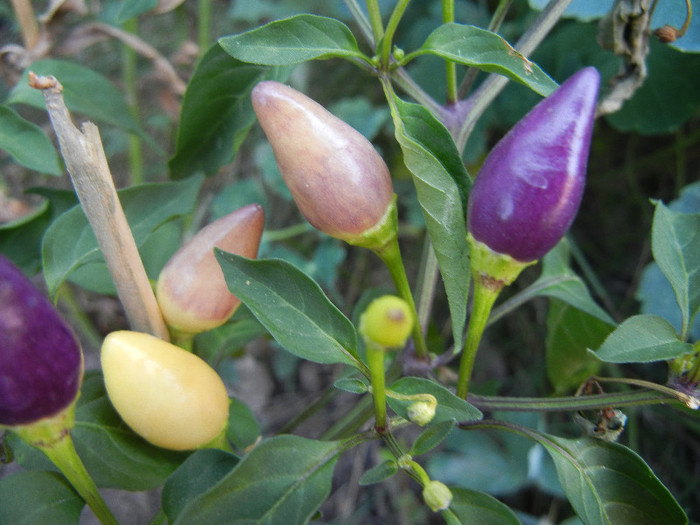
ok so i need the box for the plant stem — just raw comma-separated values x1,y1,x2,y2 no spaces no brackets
122,17,144,186
456,277,501,398
366,341,388,430
344,0,375,46
31,74,169,340
57,283,103,352
380,0,411,68
593,376,700,409
43,435,118,524
375,235,428,359
468,389,680,412
278,386,340,434
441,0,458,103
365,0,384,44
10,0,40,50
261,222,312,242
198,0,211,55
14,405,118,525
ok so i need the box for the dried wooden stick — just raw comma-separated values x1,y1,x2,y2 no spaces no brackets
30,72,169,341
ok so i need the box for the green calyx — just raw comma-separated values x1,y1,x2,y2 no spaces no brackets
11,397,77,449
467,233,535,291
347,194,399,254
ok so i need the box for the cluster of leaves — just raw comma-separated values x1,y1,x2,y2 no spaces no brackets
1,1,699,524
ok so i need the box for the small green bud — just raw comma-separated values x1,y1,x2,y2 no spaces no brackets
359,295,413,349
407,399,436,426
393,46,405,61
422,480,453,512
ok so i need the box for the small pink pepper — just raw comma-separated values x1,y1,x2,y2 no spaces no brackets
156,203,264,335
251,81,395,245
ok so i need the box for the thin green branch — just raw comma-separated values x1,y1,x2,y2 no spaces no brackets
441,0,458,103
468,389,681,413
365,0,384,44
455,0,574,153
344,0,376,46
381,0,411,68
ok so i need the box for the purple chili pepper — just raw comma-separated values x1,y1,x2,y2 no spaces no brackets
0,255,83,426
468,67,600,263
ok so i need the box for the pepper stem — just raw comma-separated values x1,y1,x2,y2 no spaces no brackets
456,275,502,399
13,404,119,525
350,196,428,358
375,237,429,359
366,341,388,431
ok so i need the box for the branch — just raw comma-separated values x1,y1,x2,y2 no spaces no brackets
30,73,169,341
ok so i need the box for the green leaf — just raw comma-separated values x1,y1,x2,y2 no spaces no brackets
8,60,149,140
226,398,261,451
388,95,471,352
388,377,481,424
194,308,268,365
650,200,700,339
334,377,370,394
169,44,290,179
411,419,456,456
535,240,615,324
215,251,363,369
219,14,367,65
0,105,62,175
41,175,203,298
0,471,83,525
162,449,239,521
171,435,343,525
546,300,609,393
491,240,614,326
592,314,694,364
443,487,521,525
0,188,77,275
542,436,688,525
407,23,558,97
358,459,398,486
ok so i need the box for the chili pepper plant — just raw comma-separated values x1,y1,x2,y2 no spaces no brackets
1,1,699,524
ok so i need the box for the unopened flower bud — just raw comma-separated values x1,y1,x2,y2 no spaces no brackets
251,81,394,243
156,204,264,334
359,295,413,349
0,255,83,426
422,480,453,512
407,399,436,426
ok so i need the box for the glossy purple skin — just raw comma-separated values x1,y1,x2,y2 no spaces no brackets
467,67,600,262
0,255,82,426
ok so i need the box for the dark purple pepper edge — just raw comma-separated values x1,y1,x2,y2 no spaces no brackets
0,254,83,426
